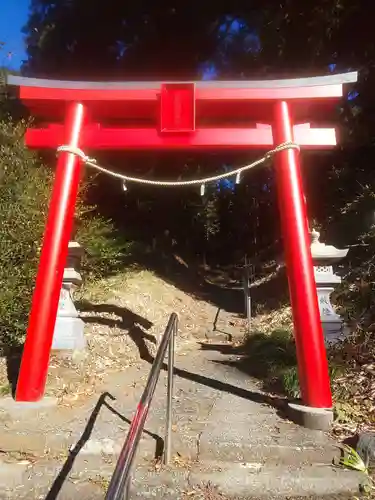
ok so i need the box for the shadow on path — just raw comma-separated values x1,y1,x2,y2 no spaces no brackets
77,301,156,363
197,335,297,402
4,302,157,393
43,333,290,497
5,345,23,397
167,360,288,417
136,252,244,315
45,392,163,500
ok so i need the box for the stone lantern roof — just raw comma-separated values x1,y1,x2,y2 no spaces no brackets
310,229,349,265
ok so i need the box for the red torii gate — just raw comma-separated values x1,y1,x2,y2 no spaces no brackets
8,73,357,413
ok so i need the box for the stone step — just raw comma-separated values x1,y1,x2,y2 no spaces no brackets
5,425,336,472
3,406,334,467
0,346,362,500
0,455,189,499
0,430,74,457
188,460,363,499
0,411,161,461
0,395,203,464
1,455,363,500
197,417,338,465
198,441,339,466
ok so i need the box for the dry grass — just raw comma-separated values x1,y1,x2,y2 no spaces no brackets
248,301,375,441
330,331,375,440
81,268,223,341
250,305,293,334
0,267,236,402
181,482,228,499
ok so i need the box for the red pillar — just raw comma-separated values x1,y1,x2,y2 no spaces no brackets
273,101,332,408
16,102,86,402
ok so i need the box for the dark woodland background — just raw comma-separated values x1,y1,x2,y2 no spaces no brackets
14,1,375,266
2,0,375,346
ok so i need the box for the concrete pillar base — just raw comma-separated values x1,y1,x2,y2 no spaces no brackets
0,396,58,413
288,402,334,431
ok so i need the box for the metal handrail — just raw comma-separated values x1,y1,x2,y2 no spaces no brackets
105,312,178,500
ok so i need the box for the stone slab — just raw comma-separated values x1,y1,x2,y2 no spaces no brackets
190,461,363,498
356,431,375,466
0,454,363,500
198,441,339,466
288,402,334,431
0,396,58,413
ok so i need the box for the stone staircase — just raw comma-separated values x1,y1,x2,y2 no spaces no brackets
0,344,363,499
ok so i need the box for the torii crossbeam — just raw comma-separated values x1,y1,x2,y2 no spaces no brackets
8,73,357,419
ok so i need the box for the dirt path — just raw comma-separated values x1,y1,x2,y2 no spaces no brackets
0,267,244,402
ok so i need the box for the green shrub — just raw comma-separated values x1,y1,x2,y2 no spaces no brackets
242,328,297,378
0,118,128,349
281,366,300,399
74,185,131,281
241,328,343,398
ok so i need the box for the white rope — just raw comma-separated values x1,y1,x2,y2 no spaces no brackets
57,141,300,188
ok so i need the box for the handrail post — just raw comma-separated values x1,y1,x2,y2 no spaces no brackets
123,477,131,500
105,313,178,499
164,317,176,465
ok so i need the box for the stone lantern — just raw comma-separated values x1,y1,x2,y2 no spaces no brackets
51,241,86,351
310,229,349,344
